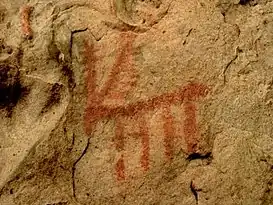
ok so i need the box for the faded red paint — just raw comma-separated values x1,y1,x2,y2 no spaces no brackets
138,115,150,171
83,40,99,135
84,32,137,181
115,156,125,180
20,6,33,39
98,32,136,103
115,117,125,151
162,104,175,160
114,117,126,179
83,32,209,180
183,101,198,153
84,83,208,122
183,83,208,153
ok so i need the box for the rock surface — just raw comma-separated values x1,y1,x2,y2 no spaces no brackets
0,0,273,204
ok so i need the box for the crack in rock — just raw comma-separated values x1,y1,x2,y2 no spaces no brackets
63,28,88,91
222,46,242,84
71,137,90,199
190,181,199,205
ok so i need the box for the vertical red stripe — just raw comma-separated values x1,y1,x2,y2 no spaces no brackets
162,105,175,161
115,117,125,151
20,6,33,38
84,41,97,100
115,118,125,180
183,101,198,153
139,115,150,171
84,40,98,135
115,156,125,180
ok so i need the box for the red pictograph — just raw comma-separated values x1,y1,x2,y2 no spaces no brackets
84,32,209,181
20,5,33,39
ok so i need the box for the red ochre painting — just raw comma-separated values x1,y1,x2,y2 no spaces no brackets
84,32,209,181
20,5,33,39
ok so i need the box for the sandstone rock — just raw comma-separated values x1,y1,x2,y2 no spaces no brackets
0,0,273,204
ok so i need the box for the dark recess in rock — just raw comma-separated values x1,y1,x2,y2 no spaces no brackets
187,152,212,161
239,0,257,5
239,0,249,5
0,64,28,115
0,64,19,105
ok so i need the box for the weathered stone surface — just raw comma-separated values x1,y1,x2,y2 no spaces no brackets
0,0,273,204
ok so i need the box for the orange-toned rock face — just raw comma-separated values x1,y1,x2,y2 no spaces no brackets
1,0,273,205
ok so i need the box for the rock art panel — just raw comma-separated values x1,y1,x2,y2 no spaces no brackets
1,0,273,204
84,32,209,181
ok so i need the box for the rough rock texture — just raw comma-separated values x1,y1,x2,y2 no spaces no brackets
0,0,273,204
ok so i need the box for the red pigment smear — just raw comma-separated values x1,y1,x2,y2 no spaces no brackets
183,83,208,101
84,32,137,135
182,83,208,153
104,37,137,104
183,101,198,153
162,104,175,161
115,155,125,181
84,33,137,179
115,117,125,151
84,83,208,122
20,6,33,39
84,41,98,102
83,40,99,135
99,32,137,100
83,31,209,179
138,115,150,171
115,117,126,180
